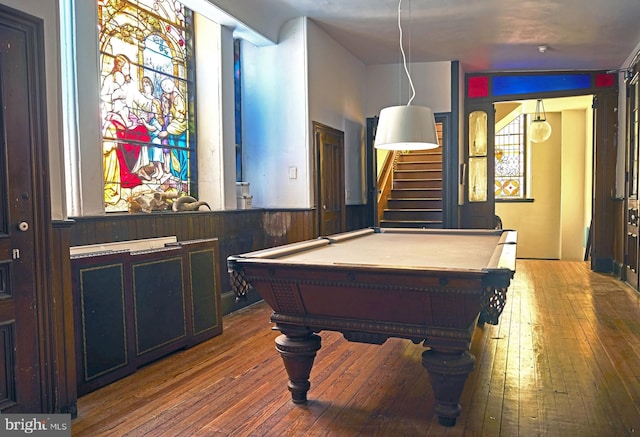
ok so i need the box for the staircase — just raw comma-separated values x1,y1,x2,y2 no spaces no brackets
379,150,443,228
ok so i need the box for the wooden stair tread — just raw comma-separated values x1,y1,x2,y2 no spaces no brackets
393,178,442,182
394,179,442,182
381,149,444,228
380,220,442,224
388,198,442,200
384,208,442,211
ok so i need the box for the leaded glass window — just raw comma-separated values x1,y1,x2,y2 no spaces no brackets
99,0,195,212
468,111,488,202
495,114,525,199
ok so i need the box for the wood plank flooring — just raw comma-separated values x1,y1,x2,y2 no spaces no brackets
71,260,640,436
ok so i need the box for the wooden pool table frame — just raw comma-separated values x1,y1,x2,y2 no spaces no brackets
228,227,517,426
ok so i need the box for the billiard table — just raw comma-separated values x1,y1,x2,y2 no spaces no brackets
228,227,517,426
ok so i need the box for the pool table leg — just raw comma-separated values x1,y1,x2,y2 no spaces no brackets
275,328,322,404
421,349,476,427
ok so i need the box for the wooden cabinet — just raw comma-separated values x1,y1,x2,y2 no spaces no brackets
71,238,223,395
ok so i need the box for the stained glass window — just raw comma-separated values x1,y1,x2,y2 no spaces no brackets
99,0,195,212
495,114,525,199
234,39,243,182
492,74,591,97
467,72,615,99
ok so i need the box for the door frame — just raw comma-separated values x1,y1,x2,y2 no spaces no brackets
463,71,618,272
366,114,456,228
624,66,640,286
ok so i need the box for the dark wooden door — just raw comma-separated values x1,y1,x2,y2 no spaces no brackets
461,104,496,229
591,91,619,273
314,122,345,235
365,117,378,226
0,8,48,412
625,71,639,287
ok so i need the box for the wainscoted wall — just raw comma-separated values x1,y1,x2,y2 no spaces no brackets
51,220,78,415
48,205,367,413
68,205,370,314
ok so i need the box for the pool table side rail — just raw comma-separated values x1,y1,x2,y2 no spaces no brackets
486,230,517,273
228,256,489,302
232,263,493,332
231,228,376,260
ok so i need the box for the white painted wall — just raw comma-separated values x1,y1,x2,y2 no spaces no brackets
561,109,588,260
584,109,594,242
496,112,562,259
240,18,452,209
196,21,237,210
365,62,452,116
307,20,367,205
181,0,286,45
241,17,310,208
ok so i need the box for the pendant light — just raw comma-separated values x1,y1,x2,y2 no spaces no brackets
374,0,439,150
529,99,552,143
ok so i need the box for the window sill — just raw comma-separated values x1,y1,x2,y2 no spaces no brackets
496,198,535,203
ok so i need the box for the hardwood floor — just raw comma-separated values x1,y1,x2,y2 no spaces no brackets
72,260,640,436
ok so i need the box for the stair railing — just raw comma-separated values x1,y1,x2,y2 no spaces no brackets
377,150,400,222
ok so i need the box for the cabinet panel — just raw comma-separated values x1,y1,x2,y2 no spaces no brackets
72,239,223,395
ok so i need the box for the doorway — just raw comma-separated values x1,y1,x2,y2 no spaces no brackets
494,96,594,260
463,71,617,272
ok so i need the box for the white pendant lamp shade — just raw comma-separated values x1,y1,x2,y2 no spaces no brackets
374,0,439,151
374,105,439,150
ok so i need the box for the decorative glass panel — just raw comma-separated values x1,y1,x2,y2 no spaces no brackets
495,114,525,199
468,110,488,202
99,0,195,212
595,73,615,88
469,111,487,156
492,74,591,96
467,76,489,98
469,157,487,202
234,39,243,181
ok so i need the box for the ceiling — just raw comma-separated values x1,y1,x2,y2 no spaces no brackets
209,0,640,73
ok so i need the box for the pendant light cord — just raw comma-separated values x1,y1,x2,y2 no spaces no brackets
397,0,416,106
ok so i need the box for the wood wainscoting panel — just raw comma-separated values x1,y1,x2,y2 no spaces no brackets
69,210,320,315
0,323,16,409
